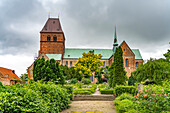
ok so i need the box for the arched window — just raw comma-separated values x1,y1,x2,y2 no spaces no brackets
136,62,138,68
125,59,128,67
53,36,57,42
47,36,51,41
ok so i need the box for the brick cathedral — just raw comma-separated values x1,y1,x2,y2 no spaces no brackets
28,18,143,83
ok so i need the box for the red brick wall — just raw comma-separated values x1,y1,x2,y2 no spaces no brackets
39,33,65,54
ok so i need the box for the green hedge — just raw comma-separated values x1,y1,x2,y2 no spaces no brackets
0,81,70,112
62,85,74,100
74,88,94,95
100,88,114,94
115,86,137,96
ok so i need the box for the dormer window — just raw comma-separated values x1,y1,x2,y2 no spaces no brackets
47,36,51,41
53,36,57,42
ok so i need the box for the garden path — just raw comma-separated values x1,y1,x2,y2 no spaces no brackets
61,101,116,113
61,85,116,113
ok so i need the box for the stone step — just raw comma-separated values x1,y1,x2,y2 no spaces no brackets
74,94,115,101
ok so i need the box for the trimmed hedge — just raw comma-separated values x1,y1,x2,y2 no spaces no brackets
100,88,114,94
115,86,137,96
74,88,95,95
62,85,74,100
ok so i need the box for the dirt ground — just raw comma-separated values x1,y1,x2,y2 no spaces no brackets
61,101,116,113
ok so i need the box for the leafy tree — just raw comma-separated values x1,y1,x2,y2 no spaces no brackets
20,73,28,82
109,46,127,88
95,67,104,83
132,58,170,84
75,50,103,78
33,58,65,84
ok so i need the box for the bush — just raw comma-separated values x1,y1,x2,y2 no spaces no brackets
74,90,91,95
100,88,114,94
81,78,91,84
62,85,74,100
116,99,134,113
70,78,78,84
0,81,70,112
115,86,137,96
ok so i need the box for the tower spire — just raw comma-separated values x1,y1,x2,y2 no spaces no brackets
113,25,118,52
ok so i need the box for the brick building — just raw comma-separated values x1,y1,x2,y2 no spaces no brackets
28,18,143,83
0,67,21,85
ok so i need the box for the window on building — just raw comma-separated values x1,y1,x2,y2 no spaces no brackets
70,61,72,67
90,75,93,82
47,36,51,41
66,61,68,66
136,62,138,68
53,36,57,41
103,61,105,67
125,59,128,67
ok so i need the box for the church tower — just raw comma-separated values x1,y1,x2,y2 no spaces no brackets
113,25,118,53
39,18,65,55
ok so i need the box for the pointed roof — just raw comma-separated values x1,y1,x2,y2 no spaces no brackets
113,25,118,46
40,18,63,33
0,67,21,81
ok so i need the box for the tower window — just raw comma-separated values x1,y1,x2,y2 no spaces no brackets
136,62,138,68
53,36,57,41
125,59,129,67
47,36,51,41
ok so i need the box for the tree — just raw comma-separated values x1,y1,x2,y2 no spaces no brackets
33,58,65,84
75,50,103,78
109,46,127,88
128,74,136,86
164,49,170,61
20,73,28,82
132,58,170,84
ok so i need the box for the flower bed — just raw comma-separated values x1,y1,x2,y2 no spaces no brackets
114,82,170,113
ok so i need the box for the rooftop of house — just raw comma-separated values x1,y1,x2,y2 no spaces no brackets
0,67,21,81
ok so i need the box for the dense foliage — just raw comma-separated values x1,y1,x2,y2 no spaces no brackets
60,65,82,81
75,50,103,78
132,58,170,84
0,81,71,112
128,74,136,86
81,78,92,84
109,46,127,88
33,58,65,84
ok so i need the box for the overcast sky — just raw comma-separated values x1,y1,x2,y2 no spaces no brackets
0,0,169,76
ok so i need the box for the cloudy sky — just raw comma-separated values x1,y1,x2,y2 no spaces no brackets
0,0,169,76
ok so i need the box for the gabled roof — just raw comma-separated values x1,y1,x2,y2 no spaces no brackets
40,18,63,33
46,54,62,60
132,49,143,59
0,67,21,81
63,48,114,59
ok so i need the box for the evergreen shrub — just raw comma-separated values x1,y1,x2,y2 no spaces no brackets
115,86,137,96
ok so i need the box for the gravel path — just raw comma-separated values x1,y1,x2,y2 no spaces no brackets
61,101,116,113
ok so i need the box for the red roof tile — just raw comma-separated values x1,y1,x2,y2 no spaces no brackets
0,67,21,81
40,18,63,33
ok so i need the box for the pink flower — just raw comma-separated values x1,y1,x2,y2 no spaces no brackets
139,90,142,93
137,93,140,97
164,93,167,96
161,89,164,91
145,90,148,92
152,94,155,96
